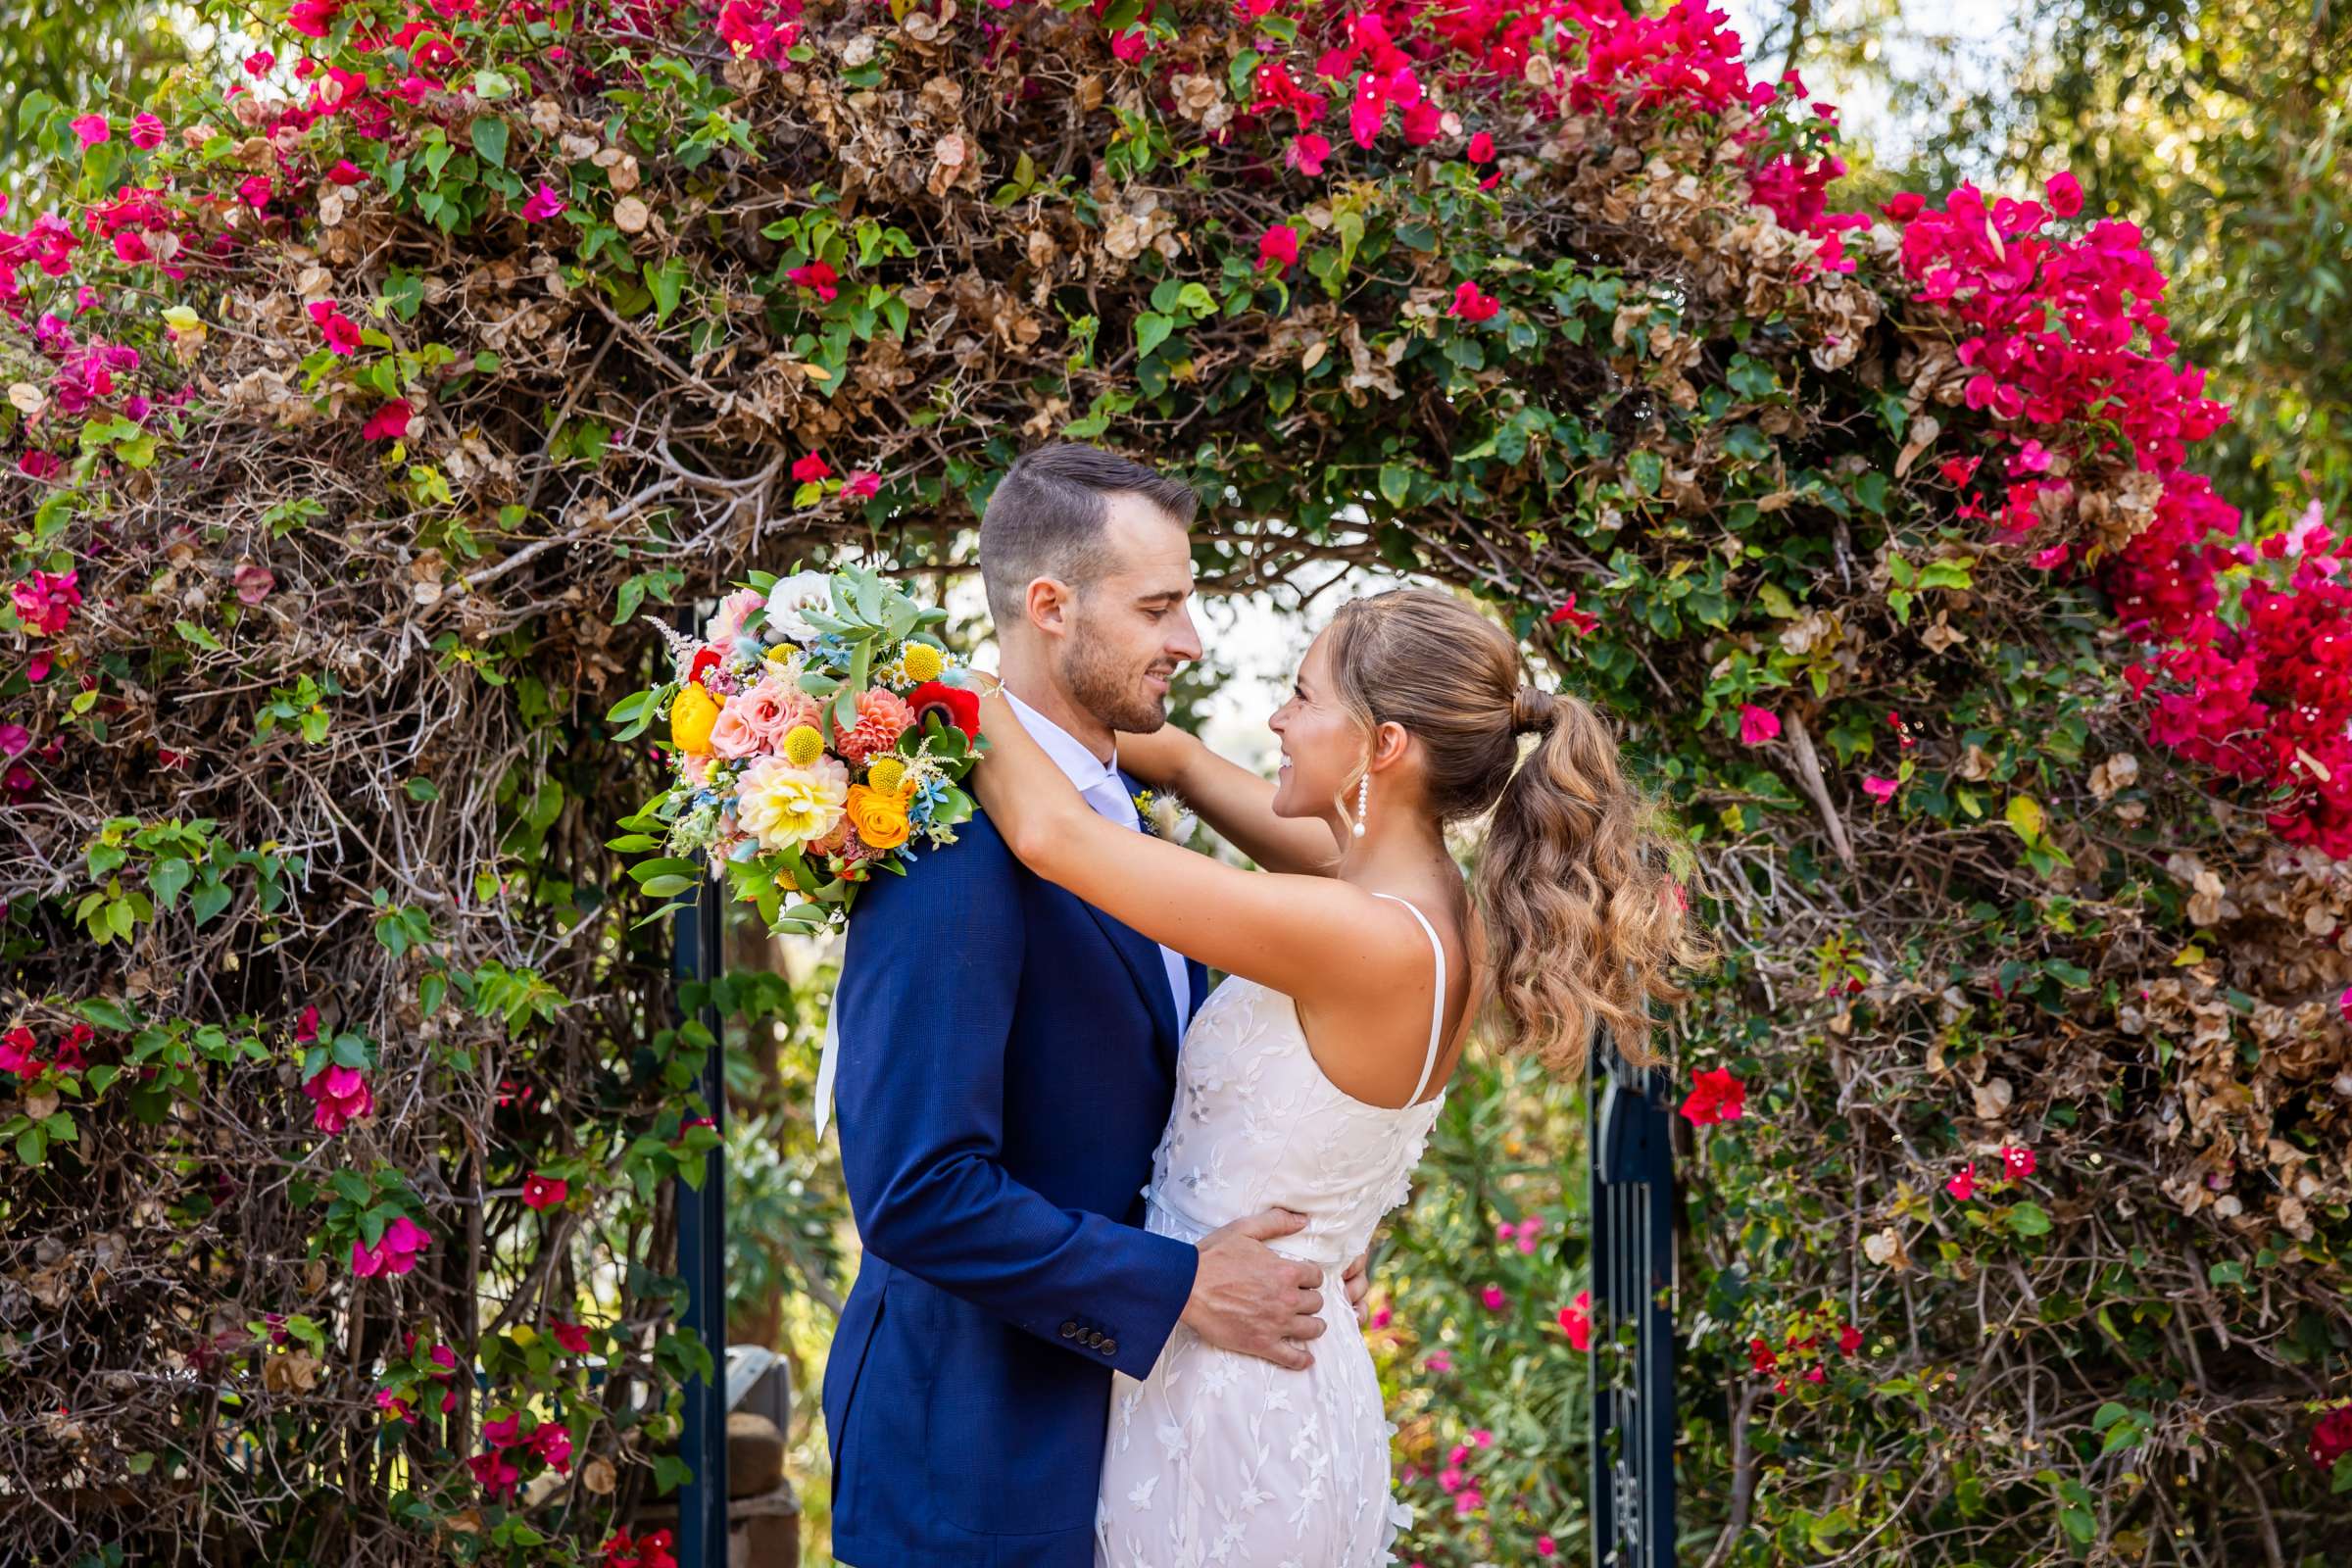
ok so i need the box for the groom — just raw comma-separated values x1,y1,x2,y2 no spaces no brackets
822,445,1348,1567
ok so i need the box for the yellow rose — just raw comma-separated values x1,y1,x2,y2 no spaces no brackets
900,642,944,683
845,783,911,850
669,682,721,754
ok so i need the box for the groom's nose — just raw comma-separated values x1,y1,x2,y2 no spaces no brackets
1165,603,1203,664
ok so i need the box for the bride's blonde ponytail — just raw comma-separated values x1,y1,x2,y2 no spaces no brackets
1324,589,1706,1077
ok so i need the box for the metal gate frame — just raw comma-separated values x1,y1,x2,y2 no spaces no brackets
1589,1040,1679,1567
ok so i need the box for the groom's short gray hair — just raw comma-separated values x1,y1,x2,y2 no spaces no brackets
979,444,1199,623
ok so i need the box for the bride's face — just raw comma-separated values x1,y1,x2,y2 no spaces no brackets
1267,629,1365,821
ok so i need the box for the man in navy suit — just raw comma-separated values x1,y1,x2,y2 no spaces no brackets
822,446,1342,1566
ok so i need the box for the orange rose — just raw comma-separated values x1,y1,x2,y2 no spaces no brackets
844,782,911,850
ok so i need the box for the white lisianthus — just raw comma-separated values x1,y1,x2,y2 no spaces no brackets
762,569,834,645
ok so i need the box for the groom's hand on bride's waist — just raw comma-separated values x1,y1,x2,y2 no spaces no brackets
1180,1208,1330,1371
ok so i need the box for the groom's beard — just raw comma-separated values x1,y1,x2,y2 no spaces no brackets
1058,635,1173,736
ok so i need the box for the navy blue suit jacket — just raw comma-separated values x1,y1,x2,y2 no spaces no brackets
822,798,1208,1568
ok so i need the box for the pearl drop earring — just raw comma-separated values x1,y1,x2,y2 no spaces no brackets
1352,771,1371,838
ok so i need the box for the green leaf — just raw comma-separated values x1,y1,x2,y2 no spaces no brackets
470,116,510,170
1378,464,1413,508
2007,1201,2052,1236
1135,313,1174,359
2004,795,2046,845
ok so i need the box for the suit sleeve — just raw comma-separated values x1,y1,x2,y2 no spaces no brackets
831,816,1198,1378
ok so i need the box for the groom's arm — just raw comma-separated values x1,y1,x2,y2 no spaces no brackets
831,818,1198,1380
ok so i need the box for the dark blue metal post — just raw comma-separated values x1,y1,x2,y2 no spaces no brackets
671,789,730,1563
1589,1039,1677,1568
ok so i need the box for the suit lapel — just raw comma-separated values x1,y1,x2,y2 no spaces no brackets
1078,898,1182,1067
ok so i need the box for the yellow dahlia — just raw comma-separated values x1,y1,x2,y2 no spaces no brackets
734,756,849,851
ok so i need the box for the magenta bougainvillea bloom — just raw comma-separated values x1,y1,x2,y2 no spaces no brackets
1738,705,1781,746
1861,775,1899,803
12,569,81,635
519,182,566,222
1449,280,1500,322
351,1215,429,1277
521,1172,567,1210
303,1063,373,1134
1256,223,1299,275
842,470,880,501
1680,1066,1746,1125
2000,1145,2036,1180
786,260,838,301
1558,1290,1592,1351
307,299,361,355
70,115,111,148
361,399,411,441
1547,595,1597,635
2310,1403,2352,1471
1946,1165,1978,1200
791,451,831,484
553,1319,592,1354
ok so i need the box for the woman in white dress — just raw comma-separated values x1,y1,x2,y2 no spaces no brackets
969,587,1702,1567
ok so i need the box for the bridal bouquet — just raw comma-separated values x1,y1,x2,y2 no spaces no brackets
610,565,985,935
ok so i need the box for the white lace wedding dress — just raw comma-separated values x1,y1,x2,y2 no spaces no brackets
1095,895,1451,1568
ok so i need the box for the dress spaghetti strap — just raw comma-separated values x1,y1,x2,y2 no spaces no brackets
1371,893,1448,1105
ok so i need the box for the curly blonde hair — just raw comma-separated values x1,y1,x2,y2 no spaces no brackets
1323,588,1709,1074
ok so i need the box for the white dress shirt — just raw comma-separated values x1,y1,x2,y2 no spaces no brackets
1003,688,1191,1022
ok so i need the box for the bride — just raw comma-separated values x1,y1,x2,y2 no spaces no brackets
969,586,1702,1567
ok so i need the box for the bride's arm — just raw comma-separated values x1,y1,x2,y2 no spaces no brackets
1115,724,1345,877
971,689,1418,1001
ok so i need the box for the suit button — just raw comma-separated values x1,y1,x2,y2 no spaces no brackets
1086,1331,1104,1348
1060,1322,1078,1338
1102,1339,1118,1356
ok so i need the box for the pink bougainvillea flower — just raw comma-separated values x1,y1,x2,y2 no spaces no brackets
1285,132,1331,176
1425,1349,1453,1373
0,1026,39,1077
1680,1066,1746,1126
351,1215,429,1278
127,114,165,150
1369,1302,1392,1329
375,1387,416,1423
1883,192,1926,221
1537,1538,1558,1559
534,1424,573,1471
553,1319,592,1354
303,1063,374,1134
236,173,274,214
792,452,831,484
1548,595,1598,636
1738,704,1781,746
1861,774,1899,803
519,182,567,222
308,299,362,355
521,1172,567,1211
1946,1165,1977,1200
2310,1403,2352,1471
325,161,368,187
1480,1284,1508,1311
1748,1337,1778,1374
362,400,412,442
787,260,838,302
1513,1215,1543,1253
842,470,880,501
466,1449,521,1497
1838,1322,1863,1356
1939,454,1983,485
1467,130,1494,164
13,569,82,636
245,49,276,75
1257,222,1299,275
0,725,29,760
229,563,274,606
1558,1290,1592,1351
1450,280,1500,322
2032,543,2072,570
70,115,110,148
287,0,342,37
20,451,63,481
2046,171,2085,219
294,1004,320,1046
2000,1145,2036,1179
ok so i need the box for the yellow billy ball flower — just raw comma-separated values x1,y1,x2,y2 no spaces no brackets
670,683,721,755
781,724,826,766
865,756,910,797
900,641,944,683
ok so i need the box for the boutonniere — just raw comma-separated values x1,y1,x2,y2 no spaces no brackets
1132,788,1196,843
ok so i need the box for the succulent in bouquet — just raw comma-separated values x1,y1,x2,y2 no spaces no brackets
610,564,985,935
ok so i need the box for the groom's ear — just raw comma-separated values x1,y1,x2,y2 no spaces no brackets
1023,575,1077,639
